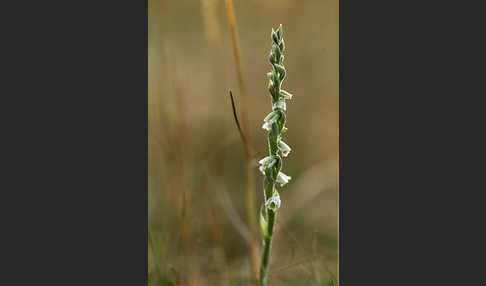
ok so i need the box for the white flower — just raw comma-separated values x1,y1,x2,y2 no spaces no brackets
258,156,273,165
278,140,291,157
258,156,277,174
276,172,291,187
265,193,281,212
280,90,293,100
262,121,271,131
273,100,286,111
262,111,279,131
259,165,266,175
263,111,278,122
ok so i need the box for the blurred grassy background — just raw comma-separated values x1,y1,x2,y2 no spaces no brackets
148,0,338,285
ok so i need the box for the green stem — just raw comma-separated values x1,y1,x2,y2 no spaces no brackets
259,210,275,286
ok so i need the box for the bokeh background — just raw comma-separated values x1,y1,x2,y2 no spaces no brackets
149,0,338,285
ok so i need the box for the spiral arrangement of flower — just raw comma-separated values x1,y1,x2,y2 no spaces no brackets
258,24,294,286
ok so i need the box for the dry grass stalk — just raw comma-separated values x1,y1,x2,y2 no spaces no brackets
223,0,259,283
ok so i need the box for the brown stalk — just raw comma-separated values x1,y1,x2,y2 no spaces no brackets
224,0,259,284
229,90,251,153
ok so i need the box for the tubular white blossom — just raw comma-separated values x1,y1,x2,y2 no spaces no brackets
280,90,293,100
272,100,286,111
262,121,271,131
278,140,291,157
258,156,273,166
258,156,277,174
262,111,279,131
266,157,277,168
276,172,291,187
263,111,278,123
259,165,265,175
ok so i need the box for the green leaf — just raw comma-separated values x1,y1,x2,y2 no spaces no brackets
272,155,282,181
276,24,283,39
277,110,286,133
279,38,285,52
268,51,276,64
272,30,279,45
275,64,285,73
263,174,273,198
259,205,268,239
273,188,280,198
